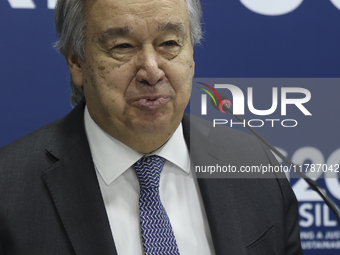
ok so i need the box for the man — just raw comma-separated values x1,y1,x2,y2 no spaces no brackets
0,0,303,254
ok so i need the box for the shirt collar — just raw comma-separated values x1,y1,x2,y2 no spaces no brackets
84,106,190,185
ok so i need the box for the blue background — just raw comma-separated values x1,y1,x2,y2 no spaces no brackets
1,1,339,253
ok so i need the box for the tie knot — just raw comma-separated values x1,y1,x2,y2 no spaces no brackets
133,155,165,189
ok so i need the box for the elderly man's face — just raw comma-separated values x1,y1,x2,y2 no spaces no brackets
69,0,194,152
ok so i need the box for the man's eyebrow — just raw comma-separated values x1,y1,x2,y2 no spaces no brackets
99,27,131,43
98,22,187,44
158,22,186,36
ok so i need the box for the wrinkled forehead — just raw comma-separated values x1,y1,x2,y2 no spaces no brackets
84,0,190,29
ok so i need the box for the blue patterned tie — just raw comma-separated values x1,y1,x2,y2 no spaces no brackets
133,156,180,255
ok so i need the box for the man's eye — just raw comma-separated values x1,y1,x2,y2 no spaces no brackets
162,40,179,47
114,43,132,49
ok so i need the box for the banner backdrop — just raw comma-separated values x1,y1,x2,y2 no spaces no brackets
1,1,340,254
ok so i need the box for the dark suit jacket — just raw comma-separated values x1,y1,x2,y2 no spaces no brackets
0,103,304,255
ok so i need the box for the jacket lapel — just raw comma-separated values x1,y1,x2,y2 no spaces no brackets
40,107,247,255
42,103,117,255
182,114,246,255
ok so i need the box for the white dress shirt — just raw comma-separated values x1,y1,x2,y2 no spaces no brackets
84,106,215,255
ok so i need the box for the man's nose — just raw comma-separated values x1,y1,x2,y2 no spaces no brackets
135,45,165,85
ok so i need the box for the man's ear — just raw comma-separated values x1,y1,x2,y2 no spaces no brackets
67,54,83,87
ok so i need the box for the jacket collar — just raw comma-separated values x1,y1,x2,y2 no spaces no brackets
43,103,117,255
42,104,244,255
182,113,246,254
